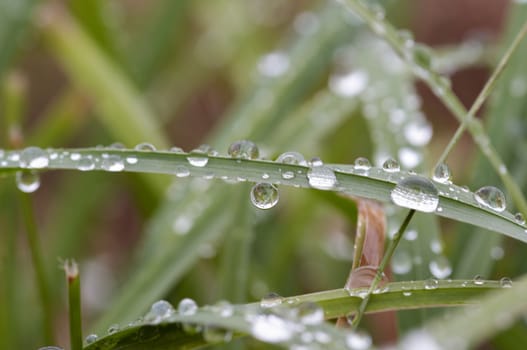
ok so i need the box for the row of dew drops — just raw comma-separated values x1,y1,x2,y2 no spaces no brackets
2,141,525,225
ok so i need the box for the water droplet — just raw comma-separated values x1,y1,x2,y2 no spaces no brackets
258,51,290,77
390,175,439,213
101,155,125,172
85,334,98,344
178,298,198,316
187,156,209,167
260,292,283,308
424,278,439,290
126,156,138,165
500,277,512,288
329,70,368,98
78,157,95,171
107,324,120,334
135,142,156,151
382,158,400,172
404,119,432,147
392,250,412,274
307,164,337,190
70,152,81,161
203,325,232,344
174,165,190,178
250,313,294,343
16,171,40,193
296,302,324,325
474,186,506,212
514,212,525,225
405,229,418,241
354,157,371,171
170,146,184,153
429,256,452,279
251,183,279,209
398,147,422,169
345,330,372,350
20,147,49,169
276,151,306,165
473,275,484,285
432,163,451,184
144,300,175,324
281,171,295,180
228,140,259,159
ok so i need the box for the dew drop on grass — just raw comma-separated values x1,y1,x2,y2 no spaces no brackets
474,186,506,212
382,158,400,172
70,152,81,161
187,156,209,167
429,256,452,279
178,298,198,316
228,140,259,159
107,324,120,334
145,300,175,324
500,277,512,288
276,151,306,165
258,51,290,77
251,183,279,209
390,175,439,212
135,142,156,151
260,292,283,308
170,146,184,153
473,275,484,285
307,162,337,190
85,334,98,344
125,156,138,165
432,163,451,184
354,157,371,171
424,278,439,290
297,302,324,325
345,330,372,350
174,165,190,178
101,155,124,172
392,250,412,274
20,146,49,169
514,212,525,225
16,171,40,193
78,157,95,171
328,70,368,98
281,171,295,180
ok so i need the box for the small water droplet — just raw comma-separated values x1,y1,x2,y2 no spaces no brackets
276,151,306,165
135,142,156,151
281,171,295,180
392,250,412,274
354,157,371,171
170,146,184,153
429,256,452,279
260,292,283,308
424,278,439,290
296,302,324,325
432,163,451,184
250,313,294,343
174,165,190,177
126,156,138,165
77,157,95,171
70,152,81,161
250,183,279,209
307,164,337,190
85,334,98,344
16,171,40,193
329,70,368,98
474,186,506,212
345,330,372,350
107,324,120,334
391,175,439,212
500,277,512,288
228,140,259,159
514,212,525,225
382,158,400,172
187,156,209,167
178,298,198,316
490,246,504,260
258,51,290,77
405,229,418,241
473,275,484,285
20,147,49,169
262,173,270,180
101,155,125,172
144,300,175,324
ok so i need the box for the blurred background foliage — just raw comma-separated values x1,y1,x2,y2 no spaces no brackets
1,0,527,349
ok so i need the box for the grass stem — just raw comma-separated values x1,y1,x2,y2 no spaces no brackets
65,260,82,350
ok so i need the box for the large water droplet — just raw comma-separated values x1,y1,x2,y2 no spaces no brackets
424,278,439,290
307,163,337,190
250,314,294,343
178,298,198,316
429,256,452,279
101,155,125,172
85,334,98,344
228,140,259,159
432,163,451,184
391,175,439,212
135,142,156,151
392,250,412,274
251,183,279,209
20,146,49,169
260,292,283,308
16,171,40,193
474,186,506,212
276,151,306,165
354,157,371,171
258,51,290,77
500,277,512,288
329,70,368,98
382,158,400,172
345,330,372,350
144,300,175,324
187,156,209,167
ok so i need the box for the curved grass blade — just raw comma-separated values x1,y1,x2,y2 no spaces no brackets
1,148,526,244
84,280,505,350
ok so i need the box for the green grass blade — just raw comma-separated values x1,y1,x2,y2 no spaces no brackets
65,260,83,350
